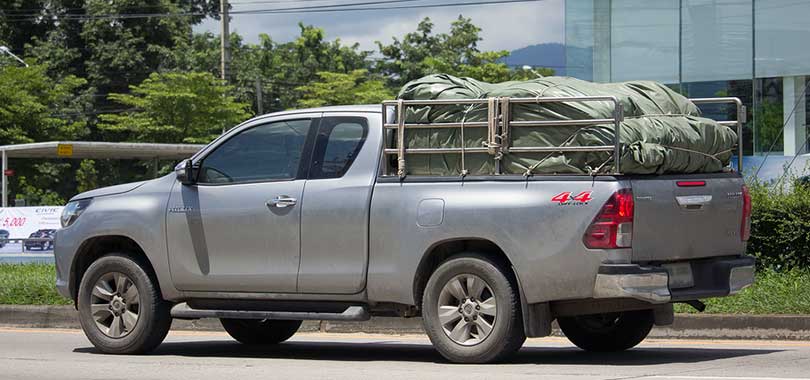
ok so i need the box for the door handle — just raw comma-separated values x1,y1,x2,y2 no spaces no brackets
676,195,712,210
267,196,297,208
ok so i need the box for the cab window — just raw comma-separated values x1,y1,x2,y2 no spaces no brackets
309,117,368,179
198,119,313,184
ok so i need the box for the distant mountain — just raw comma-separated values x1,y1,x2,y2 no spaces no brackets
501,43,593,78
501,43,566,75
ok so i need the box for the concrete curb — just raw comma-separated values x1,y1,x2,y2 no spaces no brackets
1,305,809,340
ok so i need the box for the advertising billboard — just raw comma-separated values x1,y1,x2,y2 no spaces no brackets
0,206,64,239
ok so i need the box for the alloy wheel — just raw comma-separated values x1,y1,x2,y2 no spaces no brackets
436,274,497,346
89,272,141,338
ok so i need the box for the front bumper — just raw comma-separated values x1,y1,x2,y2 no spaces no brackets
53,229,78,299
593,255,756,304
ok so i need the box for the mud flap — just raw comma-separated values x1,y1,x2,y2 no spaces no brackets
654,303,675,326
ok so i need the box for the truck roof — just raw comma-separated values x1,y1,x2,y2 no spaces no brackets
250,104,381,124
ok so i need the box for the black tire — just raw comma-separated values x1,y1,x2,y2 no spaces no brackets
558,309,654,352
220,319,302,345
77,253,172,354
421,254,526,364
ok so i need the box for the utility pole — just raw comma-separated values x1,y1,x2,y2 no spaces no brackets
220,0,230,133
220,0,230,82
255,77,264,115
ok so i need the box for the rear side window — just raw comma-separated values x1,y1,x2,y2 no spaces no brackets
198,119,314,184
309,117,368,179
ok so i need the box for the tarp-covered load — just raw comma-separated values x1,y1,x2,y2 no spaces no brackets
393,74,738,176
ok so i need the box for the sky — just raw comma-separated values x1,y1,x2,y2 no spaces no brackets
197,0,565,53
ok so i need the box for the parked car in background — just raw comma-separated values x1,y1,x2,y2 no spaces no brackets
24,229,56,251
0,229,9,248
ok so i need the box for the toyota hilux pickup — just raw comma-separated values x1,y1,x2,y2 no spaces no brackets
54,96,755,363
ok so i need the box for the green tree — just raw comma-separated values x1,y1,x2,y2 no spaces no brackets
15,176,66,206
174,24,372,113
76,159,99,193
376,16,551,86
0,62,90,206
376,17,444,86
99,71,251,144
0,64,88,145
424,51,554,83
296,69,393,108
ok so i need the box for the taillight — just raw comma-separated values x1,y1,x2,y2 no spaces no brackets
583,189,634,249
741,185,751,241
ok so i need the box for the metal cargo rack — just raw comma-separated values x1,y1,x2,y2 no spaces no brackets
381,96,745,178
689,97,746,173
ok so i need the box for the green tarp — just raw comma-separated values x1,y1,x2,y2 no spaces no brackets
395,74,738,176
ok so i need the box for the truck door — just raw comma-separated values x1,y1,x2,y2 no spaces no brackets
297,113,381,294
167,115,319,293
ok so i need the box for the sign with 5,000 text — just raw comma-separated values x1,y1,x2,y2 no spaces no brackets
0,206,64,239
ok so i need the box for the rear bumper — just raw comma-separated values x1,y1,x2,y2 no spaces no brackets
593,255,755,304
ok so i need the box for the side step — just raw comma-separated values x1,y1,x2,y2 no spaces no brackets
170,302,371,321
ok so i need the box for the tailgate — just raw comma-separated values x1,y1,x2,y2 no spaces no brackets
631,173,746,262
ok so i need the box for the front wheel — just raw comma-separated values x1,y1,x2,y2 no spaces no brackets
558,309,654,352
421,254,526,364
77,253,172,354
220,319,302,345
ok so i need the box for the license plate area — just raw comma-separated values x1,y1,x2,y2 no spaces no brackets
662,262,694,289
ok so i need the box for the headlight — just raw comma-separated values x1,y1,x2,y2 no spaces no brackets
61,199,92,228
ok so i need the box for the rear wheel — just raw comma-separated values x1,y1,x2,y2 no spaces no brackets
220,319,302,345
421,254,525,363
77,253,172,354
558,309,654,352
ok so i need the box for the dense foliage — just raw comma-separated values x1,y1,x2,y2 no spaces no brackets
747,179,810,271
99,72,251,144
296,70,393,108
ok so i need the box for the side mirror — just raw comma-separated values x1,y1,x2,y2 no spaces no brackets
175,159,196,185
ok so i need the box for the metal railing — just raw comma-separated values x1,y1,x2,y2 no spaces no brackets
382,96,624,177
381,96,745,178
688,97,746,173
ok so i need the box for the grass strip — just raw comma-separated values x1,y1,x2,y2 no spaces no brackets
0,264,71,305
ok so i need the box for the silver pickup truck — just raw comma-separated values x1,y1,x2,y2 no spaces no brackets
54,96,755,363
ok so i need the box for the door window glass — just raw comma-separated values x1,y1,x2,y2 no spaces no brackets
198,119,313,184
310,117,368,179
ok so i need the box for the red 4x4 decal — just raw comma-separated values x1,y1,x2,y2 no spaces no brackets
550,192,571,203
551,191,593,204
572,191,593,203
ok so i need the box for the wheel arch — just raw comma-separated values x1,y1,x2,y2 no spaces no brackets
412,238,519,311
69,235,160,304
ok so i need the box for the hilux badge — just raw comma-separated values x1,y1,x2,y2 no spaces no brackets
169,207,194,213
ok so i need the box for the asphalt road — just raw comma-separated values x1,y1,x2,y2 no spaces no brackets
1,327,809,380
